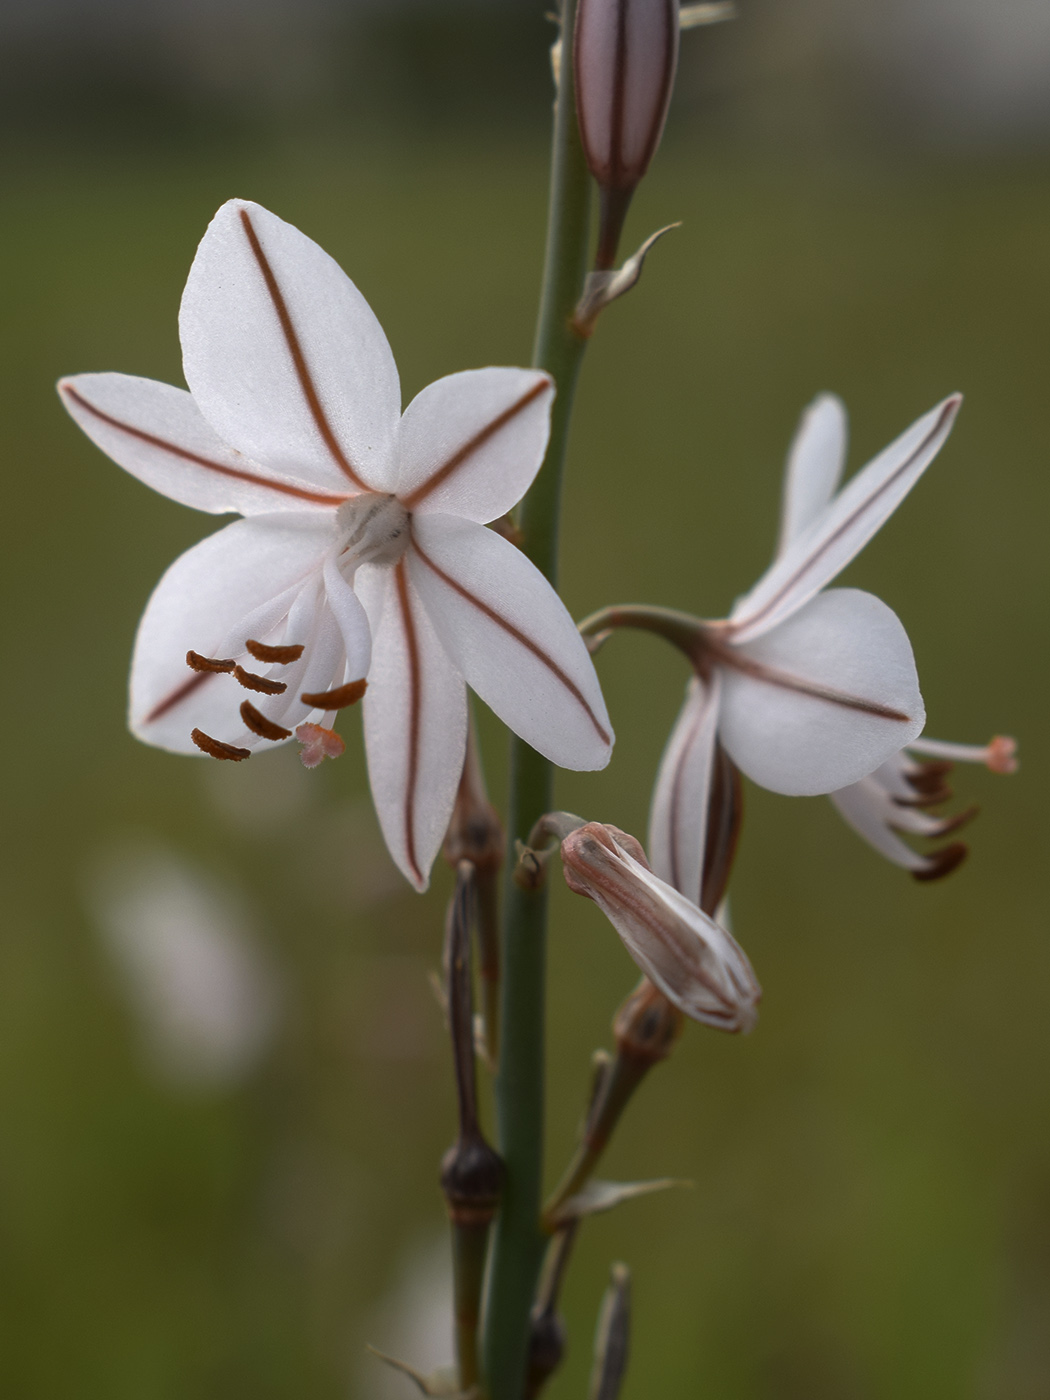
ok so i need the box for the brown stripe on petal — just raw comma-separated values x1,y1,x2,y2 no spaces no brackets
191,728,251,761
239,700,292,741
143,669,210,725
911,841,968,882
233,664,287,695
411,542,612,747
300,679,368,709
187,650,236,673
238,208,367,490
61,384,349,507
704,632,911,723
399,378,550,510
395,562,424,887
730,397,959,639
245,639,305,665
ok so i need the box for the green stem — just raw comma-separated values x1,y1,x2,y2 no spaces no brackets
483,5,592,1396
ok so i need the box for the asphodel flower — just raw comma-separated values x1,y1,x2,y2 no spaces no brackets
561,821,760,1032
60,199,612,890
577,391,961,906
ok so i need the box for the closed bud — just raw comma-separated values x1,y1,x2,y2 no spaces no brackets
562,823,761,1033
574,0,680,267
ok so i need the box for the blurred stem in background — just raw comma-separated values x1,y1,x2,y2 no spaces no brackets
483,2,593,1395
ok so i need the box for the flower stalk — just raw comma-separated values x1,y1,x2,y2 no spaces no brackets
484,2,594,1394
542,979,682,1229
442,863,504,1392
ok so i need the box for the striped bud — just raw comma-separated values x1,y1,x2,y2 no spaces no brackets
574,0,680,267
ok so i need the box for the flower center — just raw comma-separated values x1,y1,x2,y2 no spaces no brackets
335,492,410,569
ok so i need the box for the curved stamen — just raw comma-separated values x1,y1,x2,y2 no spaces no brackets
191,728,251,761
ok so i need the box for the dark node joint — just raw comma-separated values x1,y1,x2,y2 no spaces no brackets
440,1134,504,1216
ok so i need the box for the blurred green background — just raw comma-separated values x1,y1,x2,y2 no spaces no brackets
1,2,1048,1397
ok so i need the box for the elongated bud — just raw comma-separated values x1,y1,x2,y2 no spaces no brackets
562,823,760,1032
575,0,680,267
588,1263,631,1400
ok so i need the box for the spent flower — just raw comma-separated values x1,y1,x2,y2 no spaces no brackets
561,821,760,1031
60,199,612,889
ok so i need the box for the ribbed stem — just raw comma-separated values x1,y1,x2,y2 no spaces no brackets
482,4,593,1396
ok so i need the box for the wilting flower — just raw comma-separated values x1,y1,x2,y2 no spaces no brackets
641,391,961,903
830,733,1017,880
60,199,612,889
561,821,760,1031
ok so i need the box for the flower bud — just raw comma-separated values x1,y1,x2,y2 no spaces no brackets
562,823,760,1032
574,0,680,267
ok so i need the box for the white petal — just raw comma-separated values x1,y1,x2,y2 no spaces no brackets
776,393,847,555
829,781,928,871
356,563,468,892
718,588,925,795
130,514,334,752
395,368,554,522
58,374,345,517
180,200,401,495
647,674,720,906
407,514,613,771
730,395,961,642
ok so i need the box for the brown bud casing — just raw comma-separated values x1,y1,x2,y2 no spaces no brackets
613,977,683,1068
574,0,680,267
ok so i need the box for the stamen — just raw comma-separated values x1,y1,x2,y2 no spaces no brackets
191,728,251,761
186,650,236,674
239,701,292,741
300,679,368,709
912,842,968,882
233,665,287,695
905,760,953,795
245,639,305,665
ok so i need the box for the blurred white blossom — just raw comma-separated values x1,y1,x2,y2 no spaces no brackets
85,837,281,1089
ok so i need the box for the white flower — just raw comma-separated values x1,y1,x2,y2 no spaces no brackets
60,199,613,890
829,733,1017,880
648,391,960,903
560,822,760,1031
